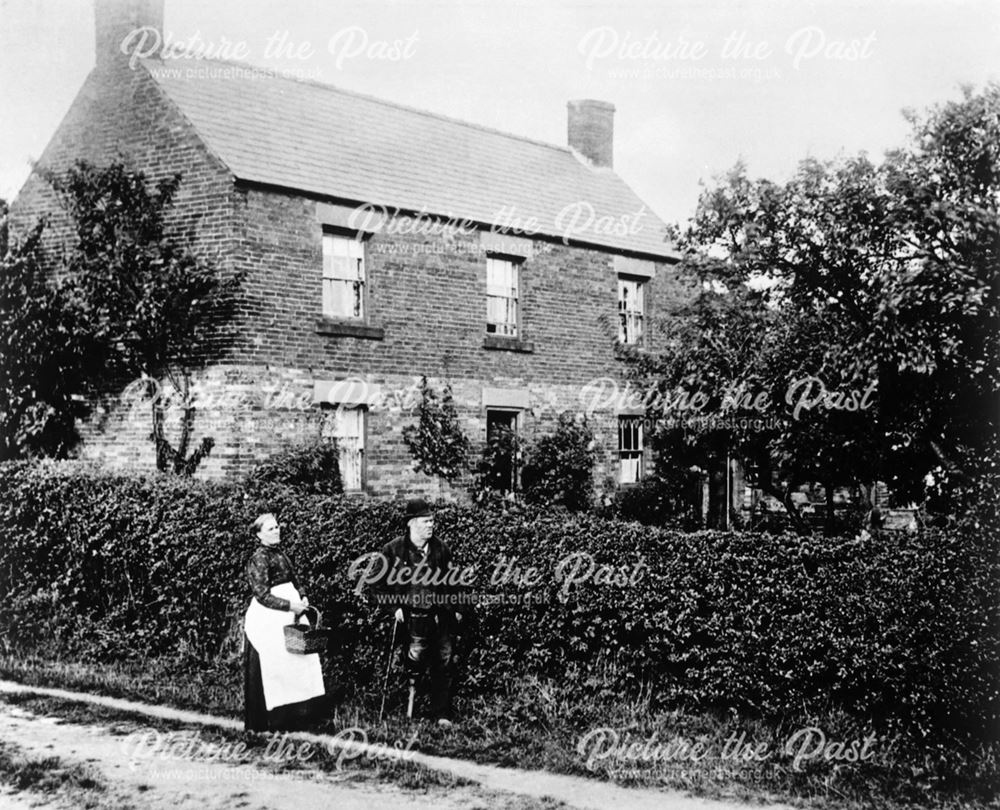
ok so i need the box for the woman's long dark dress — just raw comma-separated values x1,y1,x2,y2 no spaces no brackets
244,544,327,732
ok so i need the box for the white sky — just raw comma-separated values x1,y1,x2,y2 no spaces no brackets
1,0,998,226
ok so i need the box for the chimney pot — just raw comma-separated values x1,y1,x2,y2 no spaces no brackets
567,99,615,169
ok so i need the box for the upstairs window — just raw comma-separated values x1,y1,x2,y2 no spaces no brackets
618,416,644,484
322,233,366,320
618,276,645,345
486,257,519,337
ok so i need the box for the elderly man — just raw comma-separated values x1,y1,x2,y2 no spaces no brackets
375,497,463,725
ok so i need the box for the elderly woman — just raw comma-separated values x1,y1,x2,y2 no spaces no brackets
243,513,326,732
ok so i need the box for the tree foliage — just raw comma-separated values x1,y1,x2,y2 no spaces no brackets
1,161,241,471
632,84,999,526
45,162,237,384
0,201,88,459
873,86,1000,513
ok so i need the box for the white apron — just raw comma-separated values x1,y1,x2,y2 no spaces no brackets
244,582,325,711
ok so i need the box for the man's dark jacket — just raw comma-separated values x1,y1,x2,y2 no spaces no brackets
373,533,463,631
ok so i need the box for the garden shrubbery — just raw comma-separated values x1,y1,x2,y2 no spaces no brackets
602,475,703,529
247,440,343,495
519,413,598,512
0,461,997,759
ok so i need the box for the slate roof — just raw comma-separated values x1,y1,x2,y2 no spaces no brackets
142,59,677,261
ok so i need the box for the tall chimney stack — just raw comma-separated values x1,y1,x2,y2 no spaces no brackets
567,99,615,169
94,0,164,69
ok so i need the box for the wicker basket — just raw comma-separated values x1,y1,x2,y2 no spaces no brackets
283,606,330,655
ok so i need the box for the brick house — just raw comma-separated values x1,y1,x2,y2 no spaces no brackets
11,0,686,500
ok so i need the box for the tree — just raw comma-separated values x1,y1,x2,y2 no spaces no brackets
43,161,241,474
402,376,470,482
631,157,889,533
631,84,999,529
872,85,1000,513
0,200,88,459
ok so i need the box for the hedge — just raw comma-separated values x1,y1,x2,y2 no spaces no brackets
0,461,997,751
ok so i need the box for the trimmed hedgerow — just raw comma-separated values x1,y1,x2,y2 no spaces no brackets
0,461,997,755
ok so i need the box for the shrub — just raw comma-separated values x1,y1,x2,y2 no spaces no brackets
0,460,997,763
247,440,343,495
469,425,519,501
605,475,702,529
402,377,469,482
0,206,89,460
520,413,597,512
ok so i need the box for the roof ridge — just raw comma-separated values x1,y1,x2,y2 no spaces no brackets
141,54,578,158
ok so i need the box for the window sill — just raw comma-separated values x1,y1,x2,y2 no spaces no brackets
315,318,385,340
483,334,534,353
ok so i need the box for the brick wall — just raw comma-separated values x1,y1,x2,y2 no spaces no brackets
76,364,639,500
229,185,687,380
201,184,690,495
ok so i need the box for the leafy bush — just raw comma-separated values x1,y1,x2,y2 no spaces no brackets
469,425,519,501
604,474,702,529
0,461,997,763
471,413,598,510
0,204,89,460
402,377,469,482
247,440,343,495
520,413,597,512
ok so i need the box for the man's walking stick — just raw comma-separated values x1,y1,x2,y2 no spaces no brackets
377,619,398,724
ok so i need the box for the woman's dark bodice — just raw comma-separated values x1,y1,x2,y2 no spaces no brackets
246,544,299,611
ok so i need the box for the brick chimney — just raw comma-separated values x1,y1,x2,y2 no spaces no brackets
95,0,164,69
567,99,615,169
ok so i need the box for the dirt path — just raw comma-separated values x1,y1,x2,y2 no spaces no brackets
0,700,525,810
0,680,795,810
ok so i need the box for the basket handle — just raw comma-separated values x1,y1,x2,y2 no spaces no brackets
296,605,321,627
